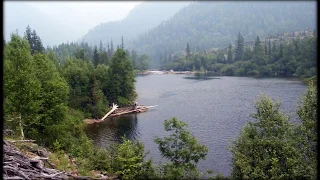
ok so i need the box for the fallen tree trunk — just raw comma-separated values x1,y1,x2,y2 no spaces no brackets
100,103,119,121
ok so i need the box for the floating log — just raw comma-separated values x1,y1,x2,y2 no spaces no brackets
84,105,158,124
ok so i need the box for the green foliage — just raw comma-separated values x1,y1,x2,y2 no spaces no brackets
4,34,42,137
162,32,316,78
234,32,244,61
227,43,233,63
295,78,317,178
93,45,100,67
230,95,308,179
131,50,152,71
24,25,45,55
113,137,145,179
108,48,137,105
155,117,209,179
60,58,109,118
27,52,69,145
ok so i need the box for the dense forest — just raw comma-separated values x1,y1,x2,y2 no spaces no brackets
4,23,318,179
4,0,318,178
82,2,187,46
126,1,316,67
46,34,151,72
161,31,317,78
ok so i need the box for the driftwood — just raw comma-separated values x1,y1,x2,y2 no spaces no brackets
3,140,68,180
7,140,36,143
101,103,119,121
3,140,118,180
109,105,156,117
84,104,158,124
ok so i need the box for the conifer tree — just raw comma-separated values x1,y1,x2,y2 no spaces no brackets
121,36,124,49
24,25,33,50
110,39,114,57
268,40,272,58
186,42,191,58
107,49,136,105
99,40,103,53
234,32,245,61
93,45,100,67
227,43,233,63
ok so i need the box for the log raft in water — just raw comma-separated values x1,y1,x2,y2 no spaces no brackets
84,105,158,124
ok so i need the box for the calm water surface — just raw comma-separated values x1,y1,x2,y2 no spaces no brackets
85,75,306,176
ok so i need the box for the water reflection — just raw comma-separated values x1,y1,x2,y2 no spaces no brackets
183,73,220,80
85,74,306,176
85,114,139,147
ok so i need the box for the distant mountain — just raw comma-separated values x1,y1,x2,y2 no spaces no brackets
81,2,188,47
4,2,79,46
126,1,316,67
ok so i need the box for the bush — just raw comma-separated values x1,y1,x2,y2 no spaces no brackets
155,117,209,179
230,95,307,179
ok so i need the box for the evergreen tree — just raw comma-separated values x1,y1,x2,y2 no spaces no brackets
272,40,276,53
31,29,44,54
243,46,253,61
264,39,268,55
227,43,233,63
107,42,112,58
110,39,114,57
99,40,103,53
24,25,33,50
107,49,136,105
121,36,124,49
93,45,100,67
186,42,191,58
131,50,138,69
234,32,245,61
100,49,109,66
268,40,272,58
253,36,266,66
279,42,284,58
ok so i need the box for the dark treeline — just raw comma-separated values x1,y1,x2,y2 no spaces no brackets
161,31,317,78
47,38,151,72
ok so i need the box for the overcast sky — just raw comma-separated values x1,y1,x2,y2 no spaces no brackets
26,1,141,30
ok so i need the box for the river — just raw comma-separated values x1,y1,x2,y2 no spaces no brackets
85,74,307,176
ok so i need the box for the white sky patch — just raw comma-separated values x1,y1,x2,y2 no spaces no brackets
26,1,141,30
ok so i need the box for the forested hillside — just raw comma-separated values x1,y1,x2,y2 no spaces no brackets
127,1,316,67
81,2,188,47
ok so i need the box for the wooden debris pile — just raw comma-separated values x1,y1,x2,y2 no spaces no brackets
84,104,158,124
3,140,68,179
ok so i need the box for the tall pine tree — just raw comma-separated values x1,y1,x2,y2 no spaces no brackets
227,43,233,63
234,32,244,61
93,45,100,67
186,42,191,58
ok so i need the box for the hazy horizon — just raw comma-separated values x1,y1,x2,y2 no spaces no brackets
4,1,141,46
